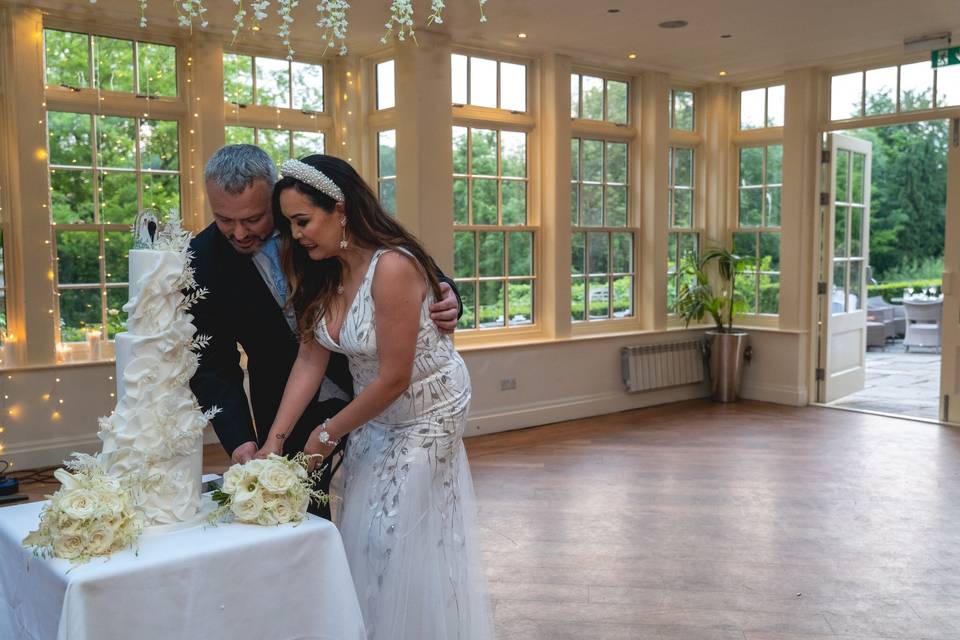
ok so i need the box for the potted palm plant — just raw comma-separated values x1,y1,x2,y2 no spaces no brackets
675,247,753,402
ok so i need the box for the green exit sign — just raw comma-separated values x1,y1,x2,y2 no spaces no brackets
932,46,960,68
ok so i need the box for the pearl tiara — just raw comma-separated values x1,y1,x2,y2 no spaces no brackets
279,159,345,203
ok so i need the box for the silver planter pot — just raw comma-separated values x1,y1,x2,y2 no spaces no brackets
705,330,750,403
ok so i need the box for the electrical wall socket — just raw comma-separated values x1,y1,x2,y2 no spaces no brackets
500,377,517,391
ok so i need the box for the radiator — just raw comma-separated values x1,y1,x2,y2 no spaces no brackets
620,340,705,392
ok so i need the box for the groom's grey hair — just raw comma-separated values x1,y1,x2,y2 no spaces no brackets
204,144,277,194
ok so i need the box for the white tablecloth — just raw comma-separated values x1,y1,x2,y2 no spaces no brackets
0,500,366,640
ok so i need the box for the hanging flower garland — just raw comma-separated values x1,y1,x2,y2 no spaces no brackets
381,0,415,43
175,0,209,31
278,0,299,59
95,0,489,56
251,0,271,31
231,0,247,42
316,0,351,56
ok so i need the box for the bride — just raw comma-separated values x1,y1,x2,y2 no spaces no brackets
256,155,494,640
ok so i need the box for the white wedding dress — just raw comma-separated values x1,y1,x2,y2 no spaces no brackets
315,248,494,640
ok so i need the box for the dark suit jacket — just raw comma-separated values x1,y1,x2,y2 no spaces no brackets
188,223,354,458
188,223,460,459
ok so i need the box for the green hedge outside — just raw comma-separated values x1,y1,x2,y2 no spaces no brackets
867,279,941,304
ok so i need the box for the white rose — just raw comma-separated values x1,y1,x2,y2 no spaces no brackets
231,490,264,522
86,522,116,555
258,464,298,494
97,491,123,517
271,498,296,524
257,508,281,526
60,489,100,521
53,533,85,560
222,466,245,494
244,459,267,476
56,514,84,536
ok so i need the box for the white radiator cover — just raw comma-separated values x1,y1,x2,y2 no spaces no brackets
620,340,705,392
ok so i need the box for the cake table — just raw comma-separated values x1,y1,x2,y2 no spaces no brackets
0,500,366,640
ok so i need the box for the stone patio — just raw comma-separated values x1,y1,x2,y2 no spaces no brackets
827,339,941,419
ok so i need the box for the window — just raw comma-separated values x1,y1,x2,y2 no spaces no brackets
376,59,395,110
570,138,633,321
42,29,184,347
47,112,181,342
733,144,782,315
667,147,698,313
827,148,867,314
739,85,784,129
377,130,397,215
831,63,959,121
451,54,527,112
570,74,628,124
224,126,325,166
452,126,534,329
670,89,695,131
44,29,177,97
223,52,327,167
223,53,323,111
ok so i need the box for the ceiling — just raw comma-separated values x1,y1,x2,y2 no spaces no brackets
26,0,960,81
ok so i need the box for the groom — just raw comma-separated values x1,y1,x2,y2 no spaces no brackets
189,144,460,518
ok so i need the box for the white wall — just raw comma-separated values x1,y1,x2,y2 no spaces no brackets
0,326,815,469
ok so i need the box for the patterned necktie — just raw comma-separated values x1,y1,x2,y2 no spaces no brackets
259,236,287,302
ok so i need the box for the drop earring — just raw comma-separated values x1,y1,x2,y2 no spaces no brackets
339,219,349,250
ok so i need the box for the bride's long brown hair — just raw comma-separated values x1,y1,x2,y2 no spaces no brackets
273,154,442,341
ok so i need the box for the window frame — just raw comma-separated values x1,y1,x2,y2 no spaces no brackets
732,142,784,317
41,22,191,357
222,46,331,167
729,84,784,327
569,135,636,324
736,83,786,131
827,57,960,124
450,48,540,340
451,47,532,116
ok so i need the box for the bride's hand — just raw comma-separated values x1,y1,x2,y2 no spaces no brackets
303,428,337,471
255,439,283,460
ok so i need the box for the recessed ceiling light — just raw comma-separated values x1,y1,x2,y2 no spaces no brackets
658,20,688,29
627,52,638,60
718,70,727,77
518,33,527,39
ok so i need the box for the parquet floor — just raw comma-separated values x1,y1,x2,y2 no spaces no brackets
14,399,960,639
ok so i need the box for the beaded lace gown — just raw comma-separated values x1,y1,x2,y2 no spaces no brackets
314,248,494,640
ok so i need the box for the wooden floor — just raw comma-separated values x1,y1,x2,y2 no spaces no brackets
14,400,960,639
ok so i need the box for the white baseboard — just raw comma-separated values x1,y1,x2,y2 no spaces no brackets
7,384,806,468
6,426,222,470
4,434,102,471
740,382,808,406
463,383,710,437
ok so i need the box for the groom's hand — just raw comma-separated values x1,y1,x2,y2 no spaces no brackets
231,441,258,465
429,282,459,335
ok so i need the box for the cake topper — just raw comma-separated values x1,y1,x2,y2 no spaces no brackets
132,209,161,249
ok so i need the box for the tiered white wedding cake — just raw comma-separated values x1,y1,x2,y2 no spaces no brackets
97,211,217,526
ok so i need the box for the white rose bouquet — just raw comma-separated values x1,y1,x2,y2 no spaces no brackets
22,454,143,563
210,452,326,525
